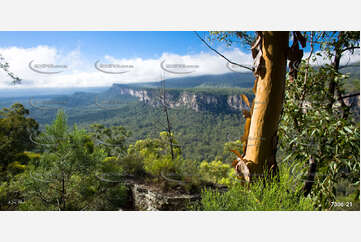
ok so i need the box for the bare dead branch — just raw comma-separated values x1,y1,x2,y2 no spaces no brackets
194,31,253,71
340,92,360,99
341,46,360,53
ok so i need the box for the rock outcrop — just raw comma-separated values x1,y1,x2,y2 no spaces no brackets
110,84,251,112
121,180,200,211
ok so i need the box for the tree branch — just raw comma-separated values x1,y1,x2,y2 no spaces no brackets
340,92,360,99
341,46,360,53
194,31,253,71
300,32,314,108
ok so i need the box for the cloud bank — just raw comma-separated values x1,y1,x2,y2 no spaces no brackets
0,45,359,89
0,45,252,88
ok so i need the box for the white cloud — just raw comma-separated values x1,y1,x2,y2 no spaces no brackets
1,44,357,89
340,48,360,65
0,45,253,89
305,49,360,66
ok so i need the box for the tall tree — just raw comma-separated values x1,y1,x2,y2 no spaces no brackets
239,32,290,181
19,110,127,211
323,31,360,119
198,31,306,182
0,104,39,175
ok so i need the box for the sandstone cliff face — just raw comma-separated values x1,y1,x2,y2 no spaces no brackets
227,95,244,110
117,87,152,103
110,84,360,118
111,84,250,112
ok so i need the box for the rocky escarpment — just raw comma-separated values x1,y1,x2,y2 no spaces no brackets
109,84,360,117
110,84,251,112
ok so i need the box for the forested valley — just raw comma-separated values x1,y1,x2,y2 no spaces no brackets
0,31,360,211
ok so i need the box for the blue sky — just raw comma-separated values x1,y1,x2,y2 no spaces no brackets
0,31,358,89
0,31,255,88
0,31,248,60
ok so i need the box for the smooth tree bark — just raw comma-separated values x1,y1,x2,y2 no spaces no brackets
238,31,289,181
197,31,300,182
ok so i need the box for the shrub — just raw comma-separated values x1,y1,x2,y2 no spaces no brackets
7,161,26,174
279,61,360,209
199,160,235,185
144,154,175,177
119,152,145,176
192,164,315,211
173,158,200,184
127,134,181,178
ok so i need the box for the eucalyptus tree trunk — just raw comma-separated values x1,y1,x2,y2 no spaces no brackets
240,31,289,181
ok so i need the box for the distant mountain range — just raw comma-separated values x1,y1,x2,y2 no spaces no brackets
1,60,358,99
340,61,360,80
0,71,255,98
120,72,255,89
112,61,359,90
0,86,109,98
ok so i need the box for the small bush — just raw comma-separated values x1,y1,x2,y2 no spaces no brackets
174,158,200,185
119,153,145,176
199,160,235,185
7,161,26,174
143,154,174,176
192,165,315,211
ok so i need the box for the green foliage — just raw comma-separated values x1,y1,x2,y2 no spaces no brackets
90,124,130,157
173,158,200,185
199,160,236,186
0,103,39,177
223,139,242,150
125,132,202,188
1,31,359,211
7,160,27,174
0,104,39,209
128,132,181,177
0,175,25,210
8,110,129,211
101,184,128,209
208,31,257,48
100,156,124,174
144,155,174,177
24,151,41,161
279,60,360,210
317,31,359,59
7,88,247,163
119,152,145,176
192,165,314,211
